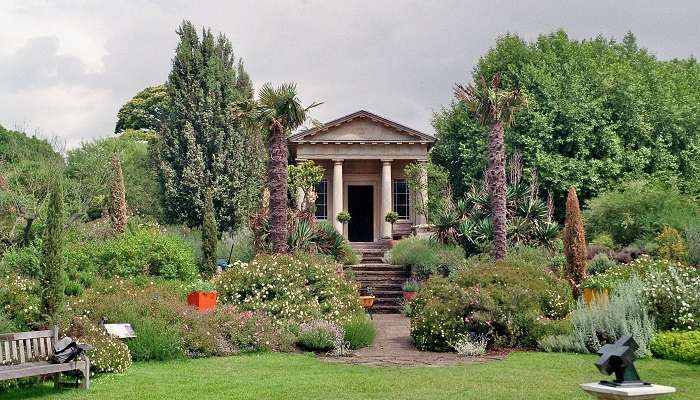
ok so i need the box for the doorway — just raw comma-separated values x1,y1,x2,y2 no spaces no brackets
347,185,373,242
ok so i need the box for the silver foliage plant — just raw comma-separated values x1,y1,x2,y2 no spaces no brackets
449,333,488,356
539,277,656,357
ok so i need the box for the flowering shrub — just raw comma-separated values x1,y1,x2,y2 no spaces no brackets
213,254,362,325
411,258,573,352
651,330,700,364
0,274,41,330
0,240,42,278
64,278,294,364
643,265,700,331
66,316,132,373
296,320,344,352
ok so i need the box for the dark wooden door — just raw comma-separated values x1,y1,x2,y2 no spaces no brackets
347,185,373,242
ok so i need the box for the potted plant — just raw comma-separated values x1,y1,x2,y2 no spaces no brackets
580,276,611,306
359,285,375,309
186,280,217,311
384,211,400,247
402,280,419,301
337,211,351,225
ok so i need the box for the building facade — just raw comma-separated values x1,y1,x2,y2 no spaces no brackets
289,110,435,243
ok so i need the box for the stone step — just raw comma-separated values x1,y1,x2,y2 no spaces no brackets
350,264,407,272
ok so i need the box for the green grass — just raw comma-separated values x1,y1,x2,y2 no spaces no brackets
4,352,699,399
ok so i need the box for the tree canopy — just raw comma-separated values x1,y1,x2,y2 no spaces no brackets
432,30,700,217
115,85,170,133
155,20,264,231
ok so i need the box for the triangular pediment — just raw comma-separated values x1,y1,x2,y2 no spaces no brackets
289,110,434,144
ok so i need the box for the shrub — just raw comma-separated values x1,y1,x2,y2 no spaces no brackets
450,333,488,356
410,254,573,352
313,221,359,265
650,331,700,364
214,254,362,325
0,240,42,278
200,189,218,278
0,274,41,330
402,280,420,292
297,320,343,352
342,314,376,349
643,264,700,331
0,310,17,334
386,237,465,279
539,278,656,357
587,254,618,276
67,316,132,373
336,211,351,224
63,278,189,361
65,225,198,283
686,225,700,266
655,226,688,264
585,180,699,246
590,233,616,249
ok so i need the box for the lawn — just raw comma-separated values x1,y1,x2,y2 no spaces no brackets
4,352,699,399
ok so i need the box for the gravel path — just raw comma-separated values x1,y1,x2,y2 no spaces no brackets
320,314,505,367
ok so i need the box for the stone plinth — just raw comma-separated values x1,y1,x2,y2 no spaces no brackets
580,383,676,400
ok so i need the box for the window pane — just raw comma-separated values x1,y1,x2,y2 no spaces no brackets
314,179,327,219
392,179,410,219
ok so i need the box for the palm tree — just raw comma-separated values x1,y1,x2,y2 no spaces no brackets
257,83,320,253
454,73,527,259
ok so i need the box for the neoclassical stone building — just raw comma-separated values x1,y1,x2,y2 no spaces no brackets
289,110,435,243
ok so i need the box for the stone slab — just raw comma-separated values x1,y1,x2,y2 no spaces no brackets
580,383,676,399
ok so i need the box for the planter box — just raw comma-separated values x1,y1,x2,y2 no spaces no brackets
359,295,375,309
187,291,217,311
583,288,609,306
403,291,417,302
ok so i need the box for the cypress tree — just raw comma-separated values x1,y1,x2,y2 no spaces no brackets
563,186,587,298
41,177,65,323
156,20,265,231
201,188,218,278
110,154,128,233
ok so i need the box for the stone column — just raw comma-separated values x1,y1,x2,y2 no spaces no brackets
416,160,429,225
381,160,392,239
332,159,344,234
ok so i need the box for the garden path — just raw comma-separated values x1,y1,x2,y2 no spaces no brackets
321,314,505,367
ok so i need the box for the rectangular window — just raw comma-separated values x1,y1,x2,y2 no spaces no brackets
314,178,328,220
392,179,410,220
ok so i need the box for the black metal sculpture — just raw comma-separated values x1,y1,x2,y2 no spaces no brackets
595,336,650,387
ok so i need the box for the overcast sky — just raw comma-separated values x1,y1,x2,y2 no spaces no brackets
1,1,698,149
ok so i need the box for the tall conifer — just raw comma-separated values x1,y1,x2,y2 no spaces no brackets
156,20,265,230
201,188,218,278
41,177,65,323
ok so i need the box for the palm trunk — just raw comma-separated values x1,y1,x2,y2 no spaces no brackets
268,122,289,253
487,120,507,259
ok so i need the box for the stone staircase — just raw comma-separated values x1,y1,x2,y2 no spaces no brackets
348,242,409,314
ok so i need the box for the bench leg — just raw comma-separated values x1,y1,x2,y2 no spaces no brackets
80,359,90,389
54,372,61,389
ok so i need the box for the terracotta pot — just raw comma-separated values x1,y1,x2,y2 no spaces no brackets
359,295,375,309
403,291,417,302
582,288,609,306
387,239,396,248
187,291,217,311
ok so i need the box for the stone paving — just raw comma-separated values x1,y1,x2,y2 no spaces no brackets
320,314,505,367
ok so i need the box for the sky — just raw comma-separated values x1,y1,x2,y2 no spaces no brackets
1,0,698,149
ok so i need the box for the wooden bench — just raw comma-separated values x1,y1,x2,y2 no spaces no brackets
0,327,90,389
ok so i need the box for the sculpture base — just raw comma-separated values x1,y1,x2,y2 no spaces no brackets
599,380,650,388
581,383,675,400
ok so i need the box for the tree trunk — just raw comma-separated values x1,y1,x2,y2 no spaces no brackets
487,120,507,259
268,122,289,253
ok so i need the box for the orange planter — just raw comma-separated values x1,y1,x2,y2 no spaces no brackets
403,291,417,302
583,288,609,306
359,295,375,309
187,291,217,311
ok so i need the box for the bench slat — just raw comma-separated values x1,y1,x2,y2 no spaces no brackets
0,330,54,340
0,361,83,380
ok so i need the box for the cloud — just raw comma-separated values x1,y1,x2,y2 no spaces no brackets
0,0,698,148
